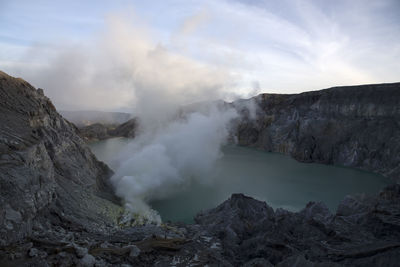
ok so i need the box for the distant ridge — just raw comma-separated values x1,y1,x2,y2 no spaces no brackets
60,110,132,127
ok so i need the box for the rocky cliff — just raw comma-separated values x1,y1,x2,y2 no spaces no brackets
234,83,400,182
0,71,121,247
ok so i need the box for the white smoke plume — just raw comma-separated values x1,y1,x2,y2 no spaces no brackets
13,14,237,114
46,15,240,223
12,13,245,223
111,106,238,224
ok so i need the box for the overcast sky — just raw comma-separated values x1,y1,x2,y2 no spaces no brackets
1,0,399,111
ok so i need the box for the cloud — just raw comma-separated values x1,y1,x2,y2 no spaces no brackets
111,105,238,223
161,0,400,92
6,14,237,115
104,16,235,129
1,0,399,106
2,11,243,224
177,9,210,36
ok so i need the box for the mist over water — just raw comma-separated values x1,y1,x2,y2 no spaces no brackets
108,105,238,223
5,12,262,224
91,140,390,223
22,16,250,224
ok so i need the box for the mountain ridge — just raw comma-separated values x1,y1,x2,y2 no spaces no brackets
234,81,400,182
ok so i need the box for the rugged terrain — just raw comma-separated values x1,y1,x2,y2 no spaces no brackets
60,109,137,142
1,71,399,266
0,71,122,246
76,83,400,181
60,110,131,128
234,83,400,182
78,118,137,142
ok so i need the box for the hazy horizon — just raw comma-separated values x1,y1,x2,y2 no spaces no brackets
1,0,399,111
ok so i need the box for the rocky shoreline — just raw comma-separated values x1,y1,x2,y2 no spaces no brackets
1,71,399,266
73,82,400,182
1,185,400,266
234,83,400,182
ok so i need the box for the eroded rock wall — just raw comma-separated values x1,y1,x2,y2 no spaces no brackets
0,71,121,246
235,83,400,181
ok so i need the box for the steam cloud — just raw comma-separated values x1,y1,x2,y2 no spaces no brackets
16,15,237,114
111,106,238,224
95,18,240,223
15,14,250,223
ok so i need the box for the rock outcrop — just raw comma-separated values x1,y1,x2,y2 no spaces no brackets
78,118,137,142
0,71,121,247
2,184,399,266
109,118,137,138
195,184,400,266
78,123,115,141
234,83,400,182
1,71,399,266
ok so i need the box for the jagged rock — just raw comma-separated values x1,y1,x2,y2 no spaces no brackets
194,184,400,266
78,123,114,141
233,83,400,182
0,71,121,246
77,118,137,142
2,185,399,266
336,194,369,216
109,118,137,138
300,201,332,224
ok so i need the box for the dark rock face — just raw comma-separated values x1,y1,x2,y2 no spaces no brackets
2,186,399,266
78,123,115,141
78,118,137,142
109,118,137,138
0,71,121,246
195,185,400,266
234,83,400,181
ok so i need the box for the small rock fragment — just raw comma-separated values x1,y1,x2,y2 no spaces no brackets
29,248,39,257
128,245,141,257
74,244,89,258
80,254,96,267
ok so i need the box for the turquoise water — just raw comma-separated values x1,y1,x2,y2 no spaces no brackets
89,138,390,223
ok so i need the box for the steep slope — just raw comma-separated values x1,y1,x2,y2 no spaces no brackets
235,83,400,181
0,71,121,246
